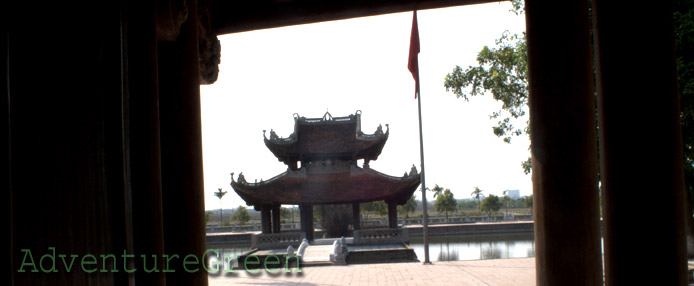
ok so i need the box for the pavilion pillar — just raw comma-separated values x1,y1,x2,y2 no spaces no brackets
260,205,272,234
122,1,167,284
352,203,361,230
525,0,602,285
271,204,281,233
300,204,314,241
157,0,208,284
592,1,687,285
387,202,398,229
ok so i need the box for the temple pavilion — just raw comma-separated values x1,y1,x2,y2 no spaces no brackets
231,111,421,240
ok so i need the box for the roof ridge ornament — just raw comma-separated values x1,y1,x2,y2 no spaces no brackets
322,111,333,121
409,165,418,177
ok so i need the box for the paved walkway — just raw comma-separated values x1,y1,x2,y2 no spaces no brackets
302,245,334,263
208,257,536,286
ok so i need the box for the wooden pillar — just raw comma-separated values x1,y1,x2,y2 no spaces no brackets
309,204,315,240
525,0,602,285
8,2,138,285
2,24,11,286
271,204,281,233
592,0,687,284
300,204,314,241
261,205,272,234
352,203,361,230
158,0,207,284
123,0,167,284
387,201,398,229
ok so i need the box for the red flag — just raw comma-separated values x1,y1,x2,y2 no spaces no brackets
408,11,420,99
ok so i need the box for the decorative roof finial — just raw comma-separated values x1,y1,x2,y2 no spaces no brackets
409,165,418,176
322,110,333,121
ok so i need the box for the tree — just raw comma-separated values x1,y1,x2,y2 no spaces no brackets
362,201,387,219
524,194,534,215
318,204,352,237
280,207,292,223
204,211,213,225
434,189,457,222
481,194,502,217
430,184,444,198
443,2,531,174
501,190,512,216
213,187,228,226
457,199,477,210
471,187,484,214
231,205,250,225
398,194,418,218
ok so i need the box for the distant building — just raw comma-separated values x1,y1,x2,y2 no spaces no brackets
506,189,520,199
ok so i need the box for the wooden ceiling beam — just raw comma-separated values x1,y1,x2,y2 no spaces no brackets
210,0,505,35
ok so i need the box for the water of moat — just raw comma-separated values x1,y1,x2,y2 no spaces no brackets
409,233,535,261
210,232,535,267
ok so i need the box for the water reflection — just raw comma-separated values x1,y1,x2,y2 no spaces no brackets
208,233,535,265
205,244,253,270
410,233,535,261
480,242,503,260
437,242,459,261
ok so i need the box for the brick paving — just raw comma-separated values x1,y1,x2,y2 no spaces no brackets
208,257,536,286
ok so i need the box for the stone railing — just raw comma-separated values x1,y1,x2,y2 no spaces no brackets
251,232,306,250
356,214,532,228
352,228,408,245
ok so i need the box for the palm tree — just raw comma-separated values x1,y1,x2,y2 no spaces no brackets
525,194,534,215
471,187,484,214
214,188,228,226
431,184,444,198
502,190,512,216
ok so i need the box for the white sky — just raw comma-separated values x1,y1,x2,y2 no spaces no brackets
200,2,530,211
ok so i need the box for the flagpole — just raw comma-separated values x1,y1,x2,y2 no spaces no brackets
416,72,431,265
408,10,430,265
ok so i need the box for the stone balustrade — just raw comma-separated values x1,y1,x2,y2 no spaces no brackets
251,232,306,250
352,228,408,245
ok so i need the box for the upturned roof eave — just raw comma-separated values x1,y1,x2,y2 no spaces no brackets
230,166,420,206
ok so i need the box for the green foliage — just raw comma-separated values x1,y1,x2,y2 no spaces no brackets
675,0,694,213
524,195,534,214
214,188,228,226
362,201,388,217
318,204,352,237
430,184,444,198
434,189,457,220
481,195,502,216
501,191,512,215
398,194,418,218
214,187,227,199
510,0,524,15
280,207,293,223
471,187,484,213
521,157,532,176
231,205,250,225
444,31,528,143
204,211,213,224
457,199,477,210
443,1,531,174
